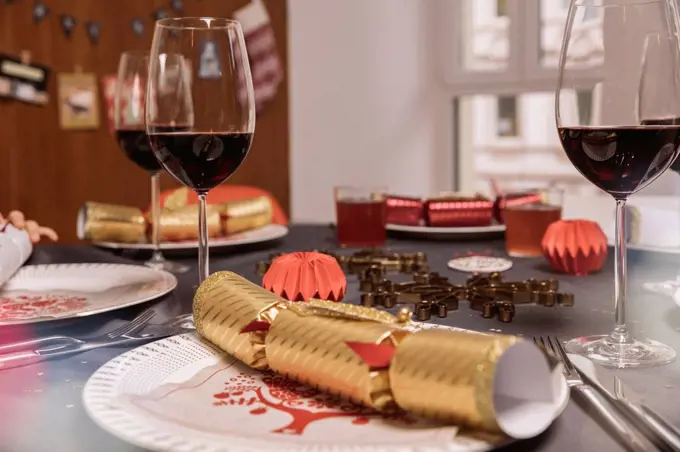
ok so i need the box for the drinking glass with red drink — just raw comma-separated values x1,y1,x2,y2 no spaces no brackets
503,187,563,258
334,186,387,247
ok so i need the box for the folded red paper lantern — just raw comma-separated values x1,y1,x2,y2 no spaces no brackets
263,252,347,302
541,219,608,276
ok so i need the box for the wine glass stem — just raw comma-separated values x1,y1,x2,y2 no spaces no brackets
612,199,631,344
150,172,164,263
198,193,209,284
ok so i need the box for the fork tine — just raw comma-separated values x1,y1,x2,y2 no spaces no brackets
106,309,156,338
549,336,576,372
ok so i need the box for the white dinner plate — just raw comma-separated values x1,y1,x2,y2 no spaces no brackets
0,263,177,326
94,224,289,251
387,223,506,240
83,328,569,452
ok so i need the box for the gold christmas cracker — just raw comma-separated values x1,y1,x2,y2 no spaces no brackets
193,271,526,433
155,204,222,242
77,202,146,243
221,196,273,235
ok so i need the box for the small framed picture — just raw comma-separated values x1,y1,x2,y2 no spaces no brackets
57,72,100,130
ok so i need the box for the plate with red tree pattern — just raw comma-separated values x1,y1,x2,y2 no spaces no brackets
83,331,569,452
0,263,176,326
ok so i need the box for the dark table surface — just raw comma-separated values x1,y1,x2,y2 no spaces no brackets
1,224,680,452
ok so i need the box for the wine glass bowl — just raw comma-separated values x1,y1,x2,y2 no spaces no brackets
146,17,255,284
114,50,189,274
556,1,680,367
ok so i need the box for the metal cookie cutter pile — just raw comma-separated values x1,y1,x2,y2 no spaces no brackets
256,249,574,323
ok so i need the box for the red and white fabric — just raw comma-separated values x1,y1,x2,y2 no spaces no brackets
233,0,283,114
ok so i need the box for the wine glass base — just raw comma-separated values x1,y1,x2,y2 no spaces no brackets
145,259,190,274
642,280,680,297
564,335,676,369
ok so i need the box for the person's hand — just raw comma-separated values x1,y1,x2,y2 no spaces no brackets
0,210,58,244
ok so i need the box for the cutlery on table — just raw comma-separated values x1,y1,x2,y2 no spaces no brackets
0,310,194,370
0,308,157,354
571,350,680,452
533,336,654,452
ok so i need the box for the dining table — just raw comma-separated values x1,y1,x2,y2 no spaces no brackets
1,224,680,452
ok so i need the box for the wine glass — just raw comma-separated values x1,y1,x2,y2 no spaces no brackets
146,18,255,284
114,50,189,274
640,36,680,298
557,1,680,368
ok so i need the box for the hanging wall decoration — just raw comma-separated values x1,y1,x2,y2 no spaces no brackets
0,52,50,106
33,1,49,24
101,75,118,133
60,14,76,38
198,40,221,79
86,22,100,45
57,71,100,130
170,0,183,14
152,8,169,22
233,0,284,114
131,18,144,36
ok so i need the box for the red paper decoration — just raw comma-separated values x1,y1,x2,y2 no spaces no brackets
263,252,347,302
541,219,608,276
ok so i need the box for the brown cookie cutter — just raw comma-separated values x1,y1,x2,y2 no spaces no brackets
256,250,574,323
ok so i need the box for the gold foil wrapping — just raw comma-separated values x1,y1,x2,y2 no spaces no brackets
221,196,273,235
194,272,285,369
79,194,274,243
77,202,146,243
267,309,405,409
193,271,527,434
390,329,519,432
156,205,222,241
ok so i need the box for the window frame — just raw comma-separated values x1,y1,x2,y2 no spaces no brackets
435,0,603,191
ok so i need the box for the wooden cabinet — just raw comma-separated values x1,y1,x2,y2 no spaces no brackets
0,0,289,243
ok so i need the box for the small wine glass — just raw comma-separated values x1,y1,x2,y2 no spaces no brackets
146,18,255,284
114,50,189,274
556,1,680,368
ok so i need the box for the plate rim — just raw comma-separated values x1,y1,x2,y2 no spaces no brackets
386,223,506,234
93,224,289,251
0,263,177,327
82,329,569,452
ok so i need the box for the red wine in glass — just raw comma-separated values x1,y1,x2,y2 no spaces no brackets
115,128,161,173
558,125,680,199
147,130,253,193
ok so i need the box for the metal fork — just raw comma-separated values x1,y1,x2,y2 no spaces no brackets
533,336,652,452
0,309,157,355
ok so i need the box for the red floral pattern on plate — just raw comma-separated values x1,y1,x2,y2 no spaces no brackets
213,371,415,435
0,295,88,321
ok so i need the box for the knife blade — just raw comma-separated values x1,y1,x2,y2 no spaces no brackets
571,355,680,452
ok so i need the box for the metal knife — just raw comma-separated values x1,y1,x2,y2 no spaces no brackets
571,355,680,452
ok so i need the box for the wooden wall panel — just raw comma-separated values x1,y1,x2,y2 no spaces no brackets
0,0,289,243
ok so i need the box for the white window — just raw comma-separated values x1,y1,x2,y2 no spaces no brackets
437,0,604,196
497,96,519,138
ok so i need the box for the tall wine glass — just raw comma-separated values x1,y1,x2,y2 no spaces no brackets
146,18,255,284
640,35,680,298
114,51,189,274
556,0,680,368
